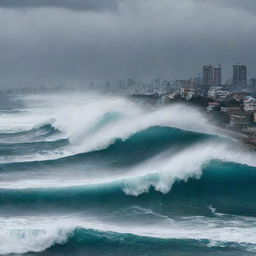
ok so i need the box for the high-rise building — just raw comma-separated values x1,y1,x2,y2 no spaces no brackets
127,77,136,87
213,66,222,87
249,78,256,88
233,64,247,87
203,65,222,88
203,65,214,88
154,78,161,88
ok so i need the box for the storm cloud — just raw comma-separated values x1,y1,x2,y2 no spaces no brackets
0,0,121,12
0,0,255,88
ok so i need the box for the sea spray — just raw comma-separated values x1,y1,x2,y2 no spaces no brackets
1,93,256,256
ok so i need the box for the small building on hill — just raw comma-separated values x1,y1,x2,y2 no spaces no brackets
230,114,251,128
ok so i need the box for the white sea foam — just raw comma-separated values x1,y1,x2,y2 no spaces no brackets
0,93,255,196
0,142,255,193
1,212,256,254
1,93,256,255
47,94,223,155
122,142,256,196
0,92,233,163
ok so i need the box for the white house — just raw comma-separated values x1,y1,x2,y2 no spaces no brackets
244,96,256,112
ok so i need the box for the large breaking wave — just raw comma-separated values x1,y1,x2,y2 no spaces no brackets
0,93,230,163
2,211,256,255
0,93,256,256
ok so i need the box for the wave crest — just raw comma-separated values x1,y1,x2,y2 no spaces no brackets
2,212,256,255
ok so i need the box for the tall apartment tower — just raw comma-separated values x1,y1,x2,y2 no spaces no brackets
203,65,222,88
233,64,247,87
213,65,222,87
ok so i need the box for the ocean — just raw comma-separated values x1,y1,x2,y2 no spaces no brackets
0,92,256,256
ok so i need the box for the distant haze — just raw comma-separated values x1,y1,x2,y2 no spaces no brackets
0,0,255,88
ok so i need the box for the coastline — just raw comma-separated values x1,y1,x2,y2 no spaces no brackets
218,125,256,151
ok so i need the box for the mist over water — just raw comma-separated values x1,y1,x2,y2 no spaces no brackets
0,92,256,256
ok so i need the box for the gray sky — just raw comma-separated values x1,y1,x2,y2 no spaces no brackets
0,0,255,88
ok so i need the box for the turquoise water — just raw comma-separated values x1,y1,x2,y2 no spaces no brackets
0,93,256,256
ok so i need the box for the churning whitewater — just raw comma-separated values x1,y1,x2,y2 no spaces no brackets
0,93,256,256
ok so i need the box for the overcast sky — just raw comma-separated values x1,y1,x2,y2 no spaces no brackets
0,0,255,88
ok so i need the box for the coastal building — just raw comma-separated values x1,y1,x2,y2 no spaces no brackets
180,87,196,100
233,64,247,87
203,65,222,89
230,114,251,128
207,87,231,100
221,106,242,114
244,97,256,112
213,66,222,87
127,77,136,87
216,90,232,101
159,80,173,94
154,78,161,88
207,102,220,112
232,92,250,102
175,79,198,89
203,65,214,88
208,87,223,98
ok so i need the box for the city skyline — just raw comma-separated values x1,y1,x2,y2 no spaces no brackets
103,63,254,86
0,0,255,88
